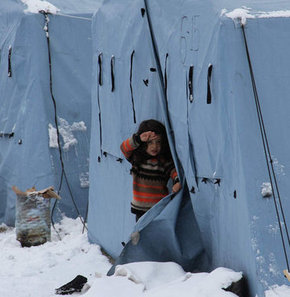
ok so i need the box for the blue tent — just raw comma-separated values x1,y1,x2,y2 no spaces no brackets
88,0,290,296
0,0,101,225
1,0,290,296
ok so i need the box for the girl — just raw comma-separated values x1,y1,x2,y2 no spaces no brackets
120,119,181,221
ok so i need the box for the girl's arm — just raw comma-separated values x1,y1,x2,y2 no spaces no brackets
170,169,181,193
120,134,141,160
120,131,156,160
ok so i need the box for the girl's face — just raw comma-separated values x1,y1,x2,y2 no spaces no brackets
146,134,162,157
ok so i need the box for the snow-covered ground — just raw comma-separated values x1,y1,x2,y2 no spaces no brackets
0,217,289,297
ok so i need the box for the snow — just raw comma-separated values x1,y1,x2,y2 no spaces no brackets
265,285,290,297
79,172,89,188
21,0,60,14
261,182,272,197
48,118,87,152
223,7,290,25
224,7,254,25
0,216,289,296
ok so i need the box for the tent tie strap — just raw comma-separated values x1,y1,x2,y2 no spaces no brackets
111,55,115,92
130,50,136,123
8,46,12,77
207,64,213,104
98,53,103,86
0,132,14,138
188,65,194,102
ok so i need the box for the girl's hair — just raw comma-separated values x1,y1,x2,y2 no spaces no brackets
133,119,172,163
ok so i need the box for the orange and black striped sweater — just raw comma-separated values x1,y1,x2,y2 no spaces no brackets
121,135,178,214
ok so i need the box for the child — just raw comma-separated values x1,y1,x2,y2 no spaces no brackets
120,119,181,221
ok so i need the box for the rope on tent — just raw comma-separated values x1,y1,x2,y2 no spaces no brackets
55,12,92,21
40,11,88,235
241,23,290,275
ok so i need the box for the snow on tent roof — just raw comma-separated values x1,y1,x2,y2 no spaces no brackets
87,0,290,296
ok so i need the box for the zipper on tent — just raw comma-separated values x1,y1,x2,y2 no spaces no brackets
188,65,194,102
207,64,213,104
130,50,136,123
8,46,12,77
111,55,115,92
98,53,103,86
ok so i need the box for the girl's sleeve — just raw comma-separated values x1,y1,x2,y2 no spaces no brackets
165,160,179,183
120,134,141,160
170,168,179,184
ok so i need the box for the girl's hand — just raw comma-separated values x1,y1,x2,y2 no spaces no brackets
140,131,157,142
172,182,181,193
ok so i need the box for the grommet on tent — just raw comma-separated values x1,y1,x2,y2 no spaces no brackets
283,269,290,281
103,152,107,157
116,158,123,163
141,8,145,17
97,156,101,162
150,67,156,72
201,178,208,184
18,139,22,145
190,186,195,194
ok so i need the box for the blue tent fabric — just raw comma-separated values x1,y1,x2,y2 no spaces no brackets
107,187,209,276
0,0,101,225
2,0,290,296
88,1,290,296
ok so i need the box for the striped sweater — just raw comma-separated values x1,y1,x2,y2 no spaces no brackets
121,135,178,214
